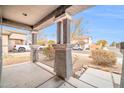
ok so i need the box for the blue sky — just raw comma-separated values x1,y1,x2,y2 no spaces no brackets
3,5,124,44
39,5,124,44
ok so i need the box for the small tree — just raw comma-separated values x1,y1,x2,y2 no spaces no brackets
71,17,83,41
48,40,55,45
43,45,55,60
111,41,117,46
71,17,91,47
37,40,46,46
42,40,55,60
96,40,108,48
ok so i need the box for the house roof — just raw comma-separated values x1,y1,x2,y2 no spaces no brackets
72,35,91,40
2,29,26,35
2,5,93,31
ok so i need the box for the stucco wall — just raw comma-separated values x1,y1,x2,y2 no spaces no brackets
9,33,26,40
2,35,8,55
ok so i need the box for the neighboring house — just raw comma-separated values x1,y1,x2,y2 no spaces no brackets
2,29,26,55
72,36,92,44
71,35,92,50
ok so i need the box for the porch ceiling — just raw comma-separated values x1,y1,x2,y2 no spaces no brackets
2,5,93,31
2,5,60,26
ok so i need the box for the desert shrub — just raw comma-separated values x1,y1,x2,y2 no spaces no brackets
42,45,55,60
91,50,117,66
72,54,79,64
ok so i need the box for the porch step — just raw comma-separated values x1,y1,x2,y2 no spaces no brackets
66,77,95,88
79,68,114,88
36,62,55,75
38,76,65,88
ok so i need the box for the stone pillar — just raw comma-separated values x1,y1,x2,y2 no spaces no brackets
31,31,38,63
120,42,124,88
53,13,72,80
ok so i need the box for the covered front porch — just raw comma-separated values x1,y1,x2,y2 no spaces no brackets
1,61,121,88
1,62,94,88
0,5,124,88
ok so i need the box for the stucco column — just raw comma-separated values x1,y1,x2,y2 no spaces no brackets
0,12,2,86
63,18,70,44
57,21,61,44
120,42,124,88
31,30,38,63
0,30,2,86
53,13,72,80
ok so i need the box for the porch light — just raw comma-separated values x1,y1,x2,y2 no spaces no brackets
22,13,27,16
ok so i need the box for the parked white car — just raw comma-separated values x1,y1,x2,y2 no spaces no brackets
72,45,83,50
72,44,91,51
83,44,90,51
13,44,47,52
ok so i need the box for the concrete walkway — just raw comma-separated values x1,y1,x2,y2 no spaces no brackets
79,68,121,88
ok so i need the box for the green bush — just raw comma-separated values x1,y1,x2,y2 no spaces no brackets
42,45,55,60
91,50,117,66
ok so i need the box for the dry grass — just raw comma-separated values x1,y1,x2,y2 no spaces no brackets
72,53,92,72
72,52,122,74
3,53,30,66
4,51,120,75
38,52,121,74
89,63,122,74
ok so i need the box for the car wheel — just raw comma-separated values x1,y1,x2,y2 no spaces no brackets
18,47,26,52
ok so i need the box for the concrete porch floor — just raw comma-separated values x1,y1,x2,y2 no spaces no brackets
1,62,121,88
1,62,94,88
